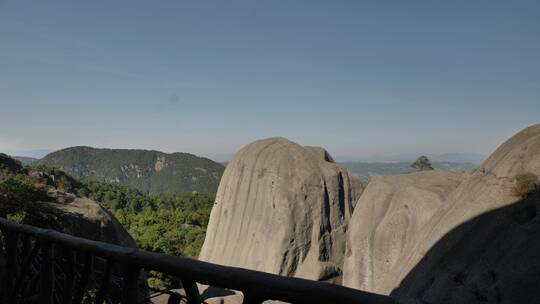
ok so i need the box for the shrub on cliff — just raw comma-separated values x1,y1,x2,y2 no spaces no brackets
0,174,50,204
0,153,24,173
512,172,538,198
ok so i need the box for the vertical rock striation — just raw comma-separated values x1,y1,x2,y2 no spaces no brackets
342,171,466,293
199,137,363,282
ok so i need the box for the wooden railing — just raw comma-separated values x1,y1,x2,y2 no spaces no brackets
0,217,398,304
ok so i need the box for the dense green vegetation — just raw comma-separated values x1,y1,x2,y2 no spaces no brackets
0,154,51,216
37,146,224,195
72,179,214,288
75,179,213,255
115,207,210,289
411,155,434,171
76,179,154,212
0,174,49,205
0,153,25,173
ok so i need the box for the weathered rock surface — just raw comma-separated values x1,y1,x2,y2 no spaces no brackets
342,171,466,293
24,192,137,247
199,137,363,283
344,124,540,304
392,186,540,304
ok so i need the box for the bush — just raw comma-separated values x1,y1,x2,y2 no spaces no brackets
512,173,538,198
0,153,23,173
0,174,50,204
411,155,434,171
6,210,27,223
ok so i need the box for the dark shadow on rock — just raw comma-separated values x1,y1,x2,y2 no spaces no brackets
391,189,540,304
200,285,236,300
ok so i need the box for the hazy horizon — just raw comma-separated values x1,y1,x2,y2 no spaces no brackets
1,145,488,165
1,1,539,160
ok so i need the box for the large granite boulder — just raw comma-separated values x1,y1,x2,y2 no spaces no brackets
23,192,137,247
199,137,363,283
342,171,466,293
390,124,540,304
344,124,540,304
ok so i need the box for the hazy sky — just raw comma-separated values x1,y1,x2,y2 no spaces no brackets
1,1,539,161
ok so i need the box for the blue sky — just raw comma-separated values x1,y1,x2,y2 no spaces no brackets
1,1,539,161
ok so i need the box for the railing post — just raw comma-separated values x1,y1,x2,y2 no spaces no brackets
62,247,76,304
2,230,18,303
121,265,140,304
20,233,31,270
12,239,41,300
242,291,264,304
94,260,114,304
40,241,54,304
73,253,93,304
181,278,200,304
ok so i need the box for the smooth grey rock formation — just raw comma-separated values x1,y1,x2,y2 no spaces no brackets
199,137,363,283
26,192,138,247
390,124,540,304
342,171,466,293
344,124,540,304
392,184,540,304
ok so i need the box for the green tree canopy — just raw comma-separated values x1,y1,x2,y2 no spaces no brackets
411,155,434,171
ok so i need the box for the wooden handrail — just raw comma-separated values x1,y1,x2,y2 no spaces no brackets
0,217,398,304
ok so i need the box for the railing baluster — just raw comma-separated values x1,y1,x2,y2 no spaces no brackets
73,253,93,304
94,259,114,304
181,278,200,304
242,292,264,304
0,230,4,301
12,239,40,300
40,241,55,304
121,265,140,304
2,230,18,303
20,233,31,262
166,293,182,304
62,247,76,304
27,268,41,299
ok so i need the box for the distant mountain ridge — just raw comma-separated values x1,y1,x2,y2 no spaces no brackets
342,152,486,164
37,146,224,195
12,156,39,165
343,161,477,182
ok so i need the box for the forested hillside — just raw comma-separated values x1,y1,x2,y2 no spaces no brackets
77,179,213,288
37,146,224,195
74,179,212,260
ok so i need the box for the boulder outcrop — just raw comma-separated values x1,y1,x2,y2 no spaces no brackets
24,192,137,247
344,124,540,304
199,137,363,282
342,171,466,293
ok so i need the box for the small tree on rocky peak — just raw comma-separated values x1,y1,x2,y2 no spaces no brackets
512,172,538,198
411,155,434,171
